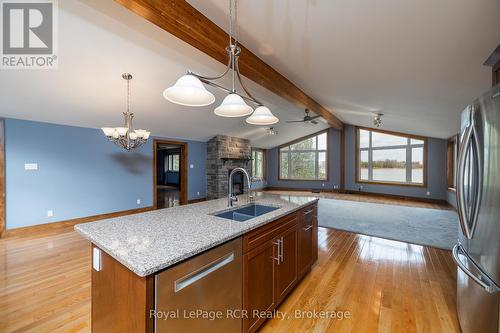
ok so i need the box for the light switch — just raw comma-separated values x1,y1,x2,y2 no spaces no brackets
24,163,38,170
190,164,194,169
93,247,102,271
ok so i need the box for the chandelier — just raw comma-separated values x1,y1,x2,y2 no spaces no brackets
101,73,151,151
163,0,279,126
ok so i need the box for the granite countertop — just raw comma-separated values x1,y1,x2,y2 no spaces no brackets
75,192,318,277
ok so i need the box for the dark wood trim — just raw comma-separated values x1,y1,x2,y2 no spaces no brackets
0,119,4,238
446,135,458,190
343,189,450,206
153,139,188,208
339,124,345,191
250,148,267,181
187,197,207,204
493,61,500,87
3,206,154,238
114,0,343,130
277,129,330,182
354,126,428,188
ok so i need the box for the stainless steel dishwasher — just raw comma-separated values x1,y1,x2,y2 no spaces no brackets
155,237,242,333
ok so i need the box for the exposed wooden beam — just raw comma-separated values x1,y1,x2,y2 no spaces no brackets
114,0,343,130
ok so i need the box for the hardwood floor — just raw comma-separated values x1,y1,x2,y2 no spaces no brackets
156,186,180,209
0,195,460,332
260,229,460,333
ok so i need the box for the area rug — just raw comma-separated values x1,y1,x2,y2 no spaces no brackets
318,199,459,250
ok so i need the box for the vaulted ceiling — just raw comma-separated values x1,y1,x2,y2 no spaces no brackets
188,0,500,139
0,0,498,149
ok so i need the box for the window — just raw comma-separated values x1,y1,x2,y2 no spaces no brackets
279,131,328,180
251,149,265,180
357,128,426,185
446,136,458,190
165,154,180,172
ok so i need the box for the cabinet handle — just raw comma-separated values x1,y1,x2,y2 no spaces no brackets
174,252,234,292
303,209,314,215
303,225,313,231
280,236,284,263
273,239,282,265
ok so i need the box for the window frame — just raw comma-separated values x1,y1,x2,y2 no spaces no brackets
278,129,329,181
446,135,458,191
251,148,266,181
355,127,427,187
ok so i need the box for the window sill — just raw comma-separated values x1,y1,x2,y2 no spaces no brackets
356,180,426,188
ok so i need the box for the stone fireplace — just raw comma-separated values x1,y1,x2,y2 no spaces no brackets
207,135,251,200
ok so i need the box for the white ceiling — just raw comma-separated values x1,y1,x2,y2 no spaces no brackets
0,0,327,149
188,0,500,139
0,0,498,149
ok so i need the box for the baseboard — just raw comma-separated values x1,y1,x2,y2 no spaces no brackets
188,198,207,204
343,190,449,206
2,206,154,238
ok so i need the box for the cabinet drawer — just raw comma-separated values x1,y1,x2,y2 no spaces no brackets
243,213,298,253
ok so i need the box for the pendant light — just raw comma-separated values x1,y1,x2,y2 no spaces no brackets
246,106,279,125
163,74,215,106
162,0,279,125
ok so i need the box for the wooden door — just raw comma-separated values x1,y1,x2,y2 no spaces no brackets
243,240,277,333
274,225,298,304
298,212,314,278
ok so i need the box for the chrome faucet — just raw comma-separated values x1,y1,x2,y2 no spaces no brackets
228,167,253,207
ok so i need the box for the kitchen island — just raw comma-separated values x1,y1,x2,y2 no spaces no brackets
75,192,319,333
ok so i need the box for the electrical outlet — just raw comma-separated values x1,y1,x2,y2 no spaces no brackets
333,185,339,189
137,199,141,205
197,191,200,196
359,185,364,191
47,210,53,217
322,183,325,187
190,164,194,169
426,191,431,196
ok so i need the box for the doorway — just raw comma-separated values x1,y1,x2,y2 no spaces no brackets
153,140,188,209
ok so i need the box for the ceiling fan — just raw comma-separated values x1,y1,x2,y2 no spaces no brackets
286,109,321,124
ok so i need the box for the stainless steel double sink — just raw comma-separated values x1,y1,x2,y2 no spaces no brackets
213,203,279,222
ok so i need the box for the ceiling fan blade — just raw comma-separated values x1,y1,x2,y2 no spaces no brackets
286,120,305,123
311,120,318,125
309,115,321,120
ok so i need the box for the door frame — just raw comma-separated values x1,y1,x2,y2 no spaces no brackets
153,139,188,208
0,119,4,237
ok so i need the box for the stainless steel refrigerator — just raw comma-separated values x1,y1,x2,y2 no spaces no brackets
453,84,500,333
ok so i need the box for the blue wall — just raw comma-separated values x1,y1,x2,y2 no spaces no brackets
266,128,342,190
265,125,448,201
5,118,206,229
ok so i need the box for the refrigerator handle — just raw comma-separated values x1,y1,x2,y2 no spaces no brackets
469,122,483,238
452,244,499,294
456,124,473,238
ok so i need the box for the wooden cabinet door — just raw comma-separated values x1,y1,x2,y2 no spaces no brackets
243,240,277,333
298,213,314,278
274,225,298,304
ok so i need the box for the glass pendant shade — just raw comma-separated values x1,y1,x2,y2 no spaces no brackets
214,93,253,117
246,106,279,125
101,127,115,137
163,74,215,107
